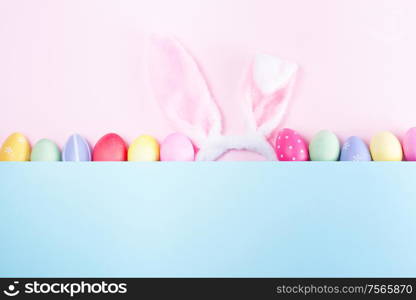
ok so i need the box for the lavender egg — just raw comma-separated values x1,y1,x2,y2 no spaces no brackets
62,134,92,161
340,136,371,161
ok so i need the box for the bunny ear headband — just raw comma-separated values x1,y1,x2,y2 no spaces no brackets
148,35,298,161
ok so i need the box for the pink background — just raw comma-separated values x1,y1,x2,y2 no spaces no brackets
1,0,415,159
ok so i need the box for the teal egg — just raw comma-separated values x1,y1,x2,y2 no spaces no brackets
30,139,61,161
309,130,340,161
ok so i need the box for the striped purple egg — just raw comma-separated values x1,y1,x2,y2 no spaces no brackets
62,134,91,161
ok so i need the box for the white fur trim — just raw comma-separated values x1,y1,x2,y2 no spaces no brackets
196,133,277,161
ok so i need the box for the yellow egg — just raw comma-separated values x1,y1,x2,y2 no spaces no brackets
0,132,31,161
128,135,160,161
370,131,403,161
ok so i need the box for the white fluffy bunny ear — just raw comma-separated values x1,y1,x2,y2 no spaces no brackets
245,53,298,138
148,35,222,146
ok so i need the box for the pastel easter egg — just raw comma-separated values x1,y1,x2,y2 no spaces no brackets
31,139,61,161
275,128,308,161
62,134,92,161
128,135,160,161
93,133,127,161
370,131,403,161
340,136,371,161
160,133,195,161
309,130,340,161
403,127,416,161
0,132,31,161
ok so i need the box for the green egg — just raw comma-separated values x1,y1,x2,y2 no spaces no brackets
30,139,61,161
309,130,340,161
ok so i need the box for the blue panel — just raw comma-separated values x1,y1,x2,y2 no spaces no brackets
0,162,415,277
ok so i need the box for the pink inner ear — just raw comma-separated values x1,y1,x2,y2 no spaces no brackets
247,54,298,139
148,35,222,144
254,89,286,127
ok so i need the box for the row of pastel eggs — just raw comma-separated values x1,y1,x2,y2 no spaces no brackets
0,128,415,161
276,129,407,161
0,133,194,162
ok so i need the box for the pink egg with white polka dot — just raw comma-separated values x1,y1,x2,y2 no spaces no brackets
275,128,309,161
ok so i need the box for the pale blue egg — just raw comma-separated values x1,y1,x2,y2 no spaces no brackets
62,134,91,161
340,136,371,161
